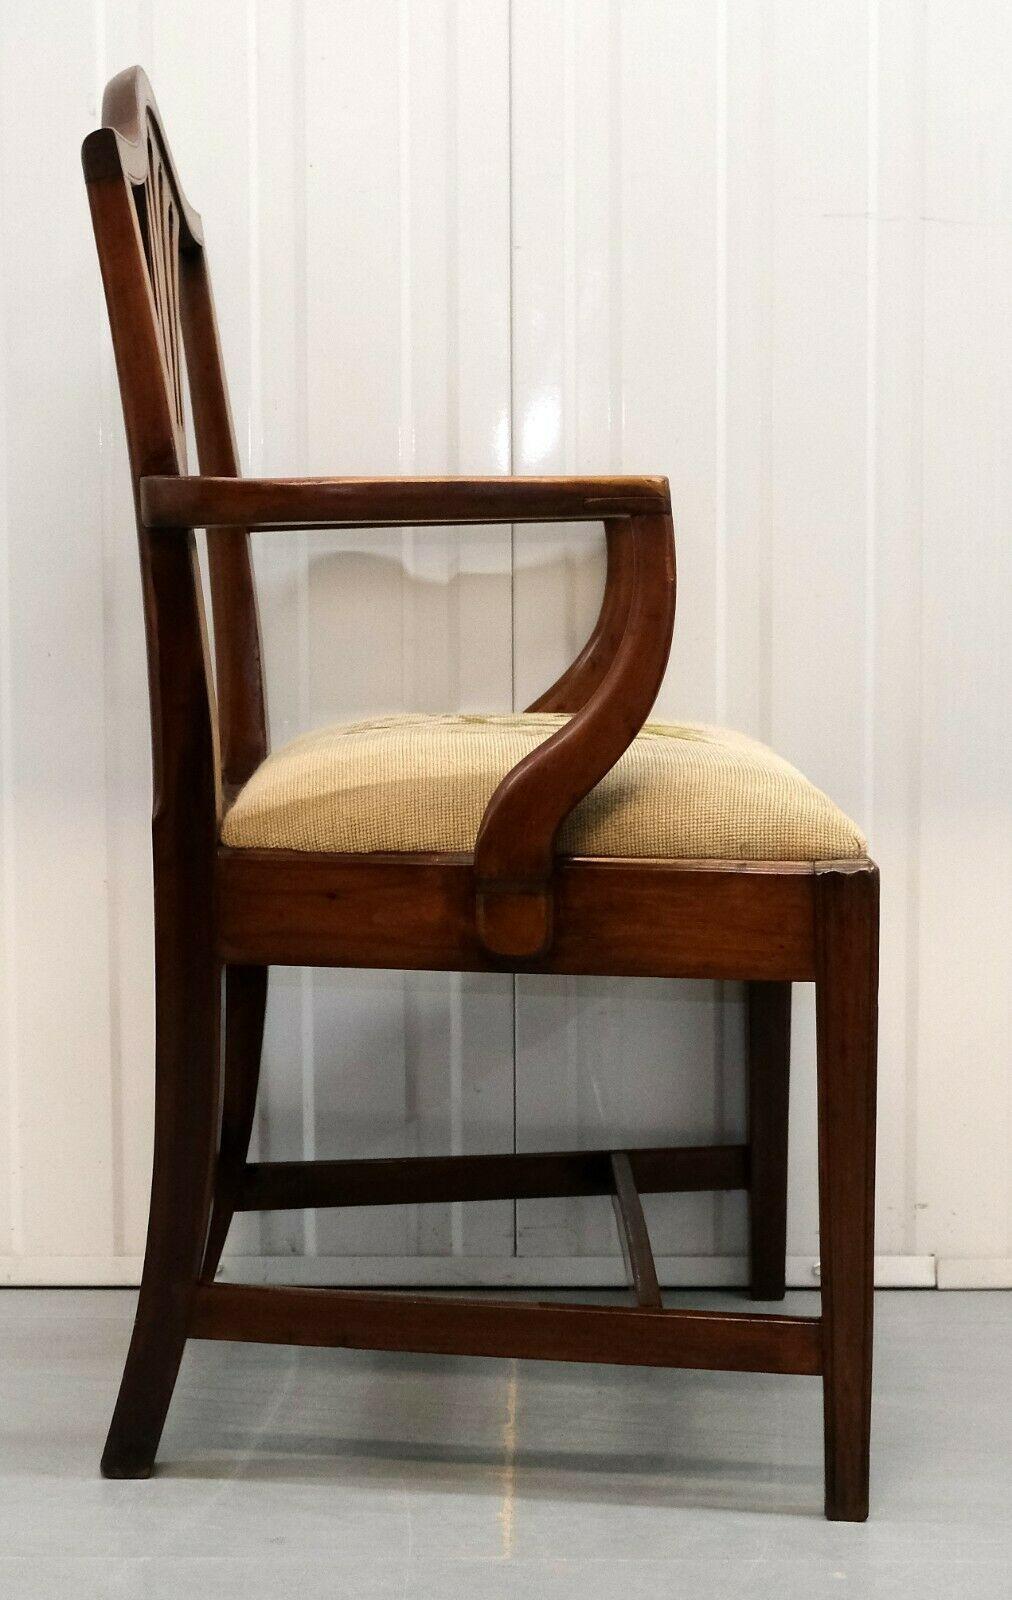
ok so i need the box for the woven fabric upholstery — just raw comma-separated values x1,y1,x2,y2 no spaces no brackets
221,712,866,862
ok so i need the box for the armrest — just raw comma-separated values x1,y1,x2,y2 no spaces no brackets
139,473,670,529
140,471,675,962
474,512,676,960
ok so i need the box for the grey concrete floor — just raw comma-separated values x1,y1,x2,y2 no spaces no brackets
0,1288,1009,1598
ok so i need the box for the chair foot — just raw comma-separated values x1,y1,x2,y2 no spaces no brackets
747,981,791,1302
102,923,222,1476
100,1445,156,1480
825,1487,870,1523
101,1307,192,1478
815,866,878,1523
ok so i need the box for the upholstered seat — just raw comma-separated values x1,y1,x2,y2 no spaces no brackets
222,712,865,861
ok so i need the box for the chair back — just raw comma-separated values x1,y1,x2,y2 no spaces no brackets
83,67,267,800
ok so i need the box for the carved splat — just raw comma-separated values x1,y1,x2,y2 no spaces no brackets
133,127,186,452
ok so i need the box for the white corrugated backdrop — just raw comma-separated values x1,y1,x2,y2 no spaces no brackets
0,0,1009,1289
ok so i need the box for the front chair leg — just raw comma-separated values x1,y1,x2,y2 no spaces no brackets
747,980,791,1300
815,865,879,1522
101,928,222,1479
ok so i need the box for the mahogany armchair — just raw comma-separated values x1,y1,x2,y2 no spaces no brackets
83,68,878,1520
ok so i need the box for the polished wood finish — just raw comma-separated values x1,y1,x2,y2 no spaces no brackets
84,71,222,1481
85,66,879,1518
190,1284,823,1376
747,981,792,1300
815,865,879,1522
216,850,819,979
177,253,268,793
610,1152,663,1309
97,66,202,242
236,1142,749,1213
527,518,635,712
201,964,268,1281
139,471,670,528
98,524,222,1479
473,511,674,957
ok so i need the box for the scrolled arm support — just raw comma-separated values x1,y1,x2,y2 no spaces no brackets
473,511,676,960
525,519,636,714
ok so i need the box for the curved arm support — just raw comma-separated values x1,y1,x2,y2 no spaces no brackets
474,513,676,960
526,519,636,714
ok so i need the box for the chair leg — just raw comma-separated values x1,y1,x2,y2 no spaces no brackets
101,928,222,1479
201,965,269,1280
815,866,879,1522
747,980,791,1300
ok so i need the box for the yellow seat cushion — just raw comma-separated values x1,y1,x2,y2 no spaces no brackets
221,712,865,862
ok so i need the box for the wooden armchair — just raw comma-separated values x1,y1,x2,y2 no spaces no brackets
83,67,878,1520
